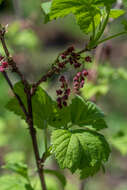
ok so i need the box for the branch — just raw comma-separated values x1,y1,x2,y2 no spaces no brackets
26,90,47,190
0,27,29,89
0,26,47,190
31,45,89,95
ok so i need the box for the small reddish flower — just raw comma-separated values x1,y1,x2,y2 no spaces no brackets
82,69,88,76
57,97,62,103
80,80,85,88
56,89,63,96
63,95,68,100
77,72,81,78
61,54,66,59
73,76,78,82
63,101,67,107
58,63,65,68
59,76,65,82
65,88,71,95
74,63,81,68
0,66,4,72
67,46,74,53
85,56,92,62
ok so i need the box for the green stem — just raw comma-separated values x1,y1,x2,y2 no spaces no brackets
44,121,48,153
92,18,96,41
96,31,127,45
95,9,110,42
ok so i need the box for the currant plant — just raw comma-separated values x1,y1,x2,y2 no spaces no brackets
0,0,127,190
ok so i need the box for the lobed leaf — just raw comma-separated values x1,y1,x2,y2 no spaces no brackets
110,9,125,19
48,0,117,34
51,129,110,178
6,82,55,129
70,95,107,130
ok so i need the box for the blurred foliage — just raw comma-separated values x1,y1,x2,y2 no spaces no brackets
6,22,40,53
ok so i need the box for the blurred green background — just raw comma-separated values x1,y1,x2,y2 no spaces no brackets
0,0,127,190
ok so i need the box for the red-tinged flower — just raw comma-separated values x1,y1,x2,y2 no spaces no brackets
69,57,73,65
80,80,85,88
57,97,62,103
65,88,71,95
63,101,67,107
74,63,81,68
74,81,79,87
59,75,65,82
0,66,4,72
85,56,92,62
56,89,63,96
2,62,8,68
61,54,66,59
82,69,88,76
73,76,78,82
61,84,65,88
67,46,75,53
77,72,81,78
58,63,65,68
63,95,68,100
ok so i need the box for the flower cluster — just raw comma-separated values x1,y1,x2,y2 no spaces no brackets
0,56,8,72
54,46,81,73
85,56,92,63
56,76,71,109
73,69,88,93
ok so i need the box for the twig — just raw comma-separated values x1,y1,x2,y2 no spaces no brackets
26,91,47,190
0,26,47,190
31,45,89,95
0,27,29,89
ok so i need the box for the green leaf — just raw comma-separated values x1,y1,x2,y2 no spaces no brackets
3,162,28,179
110,9,125,19
41,1,51,14
70,95,107,130
44,169,66,187
49,0,117,34
32,86,54,129
3,152,28,180
49,103,71,128
41,2,51,23
81,82,109,99
4,151,25,163
117,68,127,80
0,175,32,190
51,129,110,178
6,82,55,129
0,119,8,146
122,20,127,31
5,82,27,122
123,0,127,8
110,130,127,155
6,82,108,131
